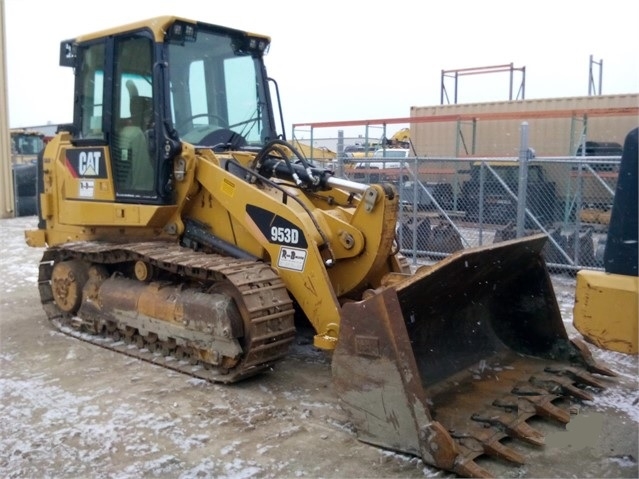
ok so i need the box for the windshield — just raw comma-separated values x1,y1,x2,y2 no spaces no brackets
13,134,44,155
373,149,408,158
168,28,276,148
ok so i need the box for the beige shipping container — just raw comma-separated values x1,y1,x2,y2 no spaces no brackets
410,94,639,157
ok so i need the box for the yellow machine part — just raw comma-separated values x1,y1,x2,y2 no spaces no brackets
390,127,410,144
291,139,336,160
574,270,638,354
579,207,611,225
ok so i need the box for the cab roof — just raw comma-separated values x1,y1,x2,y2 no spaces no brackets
71,16,270,44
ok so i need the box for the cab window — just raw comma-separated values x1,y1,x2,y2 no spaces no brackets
76,43,105,140
111,35,156,196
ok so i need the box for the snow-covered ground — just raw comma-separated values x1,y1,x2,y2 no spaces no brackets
1,215,637,478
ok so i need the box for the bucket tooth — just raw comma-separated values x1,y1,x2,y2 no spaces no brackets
492,394,568,424
506,384,571,424
544,366,608,389
453,459,494,479
453,436,499,476
572,370,608,389
491,397,523,413
570,338,617,377
522,396,571,424
450,425,527,475
559,382,594,401
482,439,526,465
528,376,562,395
511,383,550,396
507,421,545,446
453,427,524,465
530,375,594,401
471,413,545,446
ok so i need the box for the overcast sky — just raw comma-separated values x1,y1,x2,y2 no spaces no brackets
4,0,639,138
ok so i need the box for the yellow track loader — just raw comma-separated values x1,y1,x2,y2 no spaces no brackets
25,16,615,477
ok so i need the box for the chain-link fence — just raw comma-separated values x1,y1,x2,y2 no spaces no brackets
340,139,620,272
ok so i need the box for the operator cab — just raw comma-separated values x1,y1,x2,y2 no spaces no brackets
60,17,279,205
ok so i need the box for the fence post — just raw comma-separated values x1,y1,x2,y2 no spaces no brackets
478,163,485,245
573,134,587,265
411,157,419,265
336,130,344,178
516,122,530,237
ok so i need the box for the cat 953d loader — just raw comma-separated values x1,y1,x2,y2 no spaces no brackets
25,16,615,477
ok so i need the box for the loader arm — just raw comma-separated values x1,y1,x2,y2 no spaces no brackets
187,149,400,349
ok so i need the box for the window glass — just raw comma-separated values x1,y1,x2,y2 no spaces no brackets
224,56,261,139
78,43,105,139
13,134,44,154
169,29,271,148
189,60,208,122
111,36,156,196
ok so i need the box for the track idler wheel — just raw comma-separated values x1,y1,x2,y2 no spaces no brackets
51,260,89,315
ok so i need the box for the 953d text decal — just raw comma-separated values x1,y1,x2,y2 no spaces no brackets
246,204,308,248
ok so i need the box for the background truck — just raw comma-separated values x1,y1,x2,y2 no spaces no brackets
459,161,558,226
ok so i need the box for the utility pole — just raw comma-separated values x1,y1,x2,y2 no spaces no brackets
0,0,14,218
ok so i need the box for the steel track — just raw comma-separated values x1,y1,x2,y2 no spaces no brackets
38,241,296,383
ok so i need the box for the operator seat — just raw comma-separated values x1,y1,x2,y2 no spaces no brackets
117,96,154,191
130,96,153,130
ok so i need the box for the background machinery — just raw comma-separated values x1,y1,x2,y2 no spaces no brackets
10,128,46,216
573,127,638,354
11,128,46,164
25,16,615,477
